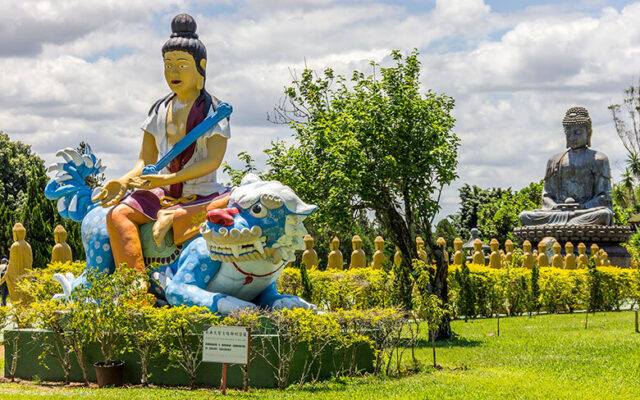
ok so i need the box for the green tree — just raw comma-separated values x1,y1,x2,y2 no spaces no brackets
21,168,52,268
476,181,543,243
0,132,45,257
263,50,459,337
529,263,540,316
0,133,85,262
434,218,458,255
450,184,507,240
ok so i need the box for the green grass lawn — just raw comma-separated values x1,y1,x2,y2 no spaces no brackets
1,311,639,399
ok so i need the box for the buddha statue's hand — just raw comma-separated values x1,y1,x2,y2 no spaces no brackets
129,174,171,190
92,178,129,208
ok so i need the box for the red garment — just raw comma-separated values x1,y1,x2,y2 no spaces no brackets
167,100,206,198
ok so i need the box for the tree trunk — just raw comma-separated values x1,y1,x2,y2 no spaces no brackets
423,231,451,340
377,204,452,339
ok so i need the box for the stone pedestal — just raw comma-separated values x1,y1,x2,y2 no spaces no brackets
513,225,632,267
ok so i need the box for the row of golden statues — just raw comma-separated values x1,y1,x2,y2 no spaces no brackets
302,234,615,270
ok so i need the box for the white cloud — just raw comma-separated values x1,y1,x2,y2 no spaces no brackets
1,0,639,226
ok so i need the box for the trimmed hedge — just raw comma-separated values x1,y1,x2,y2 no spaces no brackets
278,265,640,316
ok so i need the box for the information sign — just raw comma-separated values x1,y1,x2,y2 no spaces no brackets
202,325,251,365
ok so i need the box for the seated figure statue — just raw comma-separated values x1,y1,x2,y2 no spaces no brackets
519,107,613,226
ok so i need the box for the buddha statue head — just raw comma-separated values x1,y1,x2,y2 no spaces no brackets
54,225,67,244
562,107,592,149
374,236,385,251
303,234,314,250
352,235,362,250
12,223,26,242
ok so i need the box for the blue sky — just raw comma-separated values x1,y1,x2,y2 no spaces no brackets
1,0,639,222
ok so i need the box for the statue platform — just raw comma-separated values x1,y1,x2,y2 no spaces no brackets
513,224,632,267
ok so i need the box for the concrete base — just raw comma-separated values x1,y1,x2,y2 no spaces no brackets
3,329,374,388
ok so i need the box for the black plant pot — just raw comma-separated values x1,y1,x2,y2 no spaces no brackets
94,360,124,387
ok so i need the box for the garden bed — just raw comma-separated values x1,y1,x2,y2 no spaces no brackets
3,329,374,388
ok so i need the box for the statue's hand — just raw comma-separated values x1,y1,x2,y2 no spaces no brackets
129,174,171,190
92,179,128,207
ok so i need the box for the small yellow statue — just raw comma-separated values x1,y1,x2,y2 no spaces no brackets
522,240,533,269
51,225,73,264
564,242,576,270
551,242,563,268
416,237,428,262
600,250,611,267
472,239,485,265
327,237,344,270
394,247,403,267
537,242,549,267
371,236,387,269
301,234,318,269
504,240,514,265
577,243,589,268
452,237,463,265
350,235,366,269
436,237,448,264
489,238,501,268
590,244,601,266
0,223,33,305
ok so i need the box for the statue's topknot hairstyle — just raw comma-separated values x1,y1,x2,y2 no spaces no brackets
562,106,592,147
151,13,216,118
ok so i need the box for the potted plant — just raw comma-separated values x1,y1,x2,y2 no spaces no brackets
78,266,145,387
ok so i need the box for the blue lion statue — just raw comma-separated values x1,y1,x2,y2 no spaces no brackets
45,147,317,313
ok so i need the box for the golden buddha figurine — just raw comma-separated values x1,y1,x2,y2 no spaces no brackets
537,242,549,267
51,225,73,264
371,236,387,269
577,243,589,268
394,247,403,267
590,244,601,266
489,238,501,268
522,240,533,269
600,250,611,267
0,223,33,305
301,234,318,269
551,242,563,268
327,237,344,270
416,236,428,262
564,242,576,270
350,235,366,269
504,240,514,265
472,239,485,265
436,237,448,264
453,237,463,265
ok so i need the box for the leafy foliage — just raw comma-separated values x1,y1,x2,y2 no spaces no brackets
0,132,84,263
262,50,458,335
450,181,542,243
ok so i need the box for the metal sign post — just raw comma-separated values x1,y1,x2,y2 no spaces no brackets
203,325,251,394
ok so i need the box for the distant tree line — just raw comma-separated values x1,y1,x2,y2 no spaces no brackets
0,132,97,266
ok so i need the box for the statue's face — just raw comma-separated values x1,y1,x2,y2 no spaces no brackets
564,124,589,149
163,50,203,96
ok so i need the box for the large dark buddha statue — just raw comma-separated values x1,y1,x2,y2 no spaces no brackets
519,107,613,226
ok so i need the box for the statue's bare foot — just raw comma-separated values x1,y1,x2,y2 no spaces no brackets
153,209,176,247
